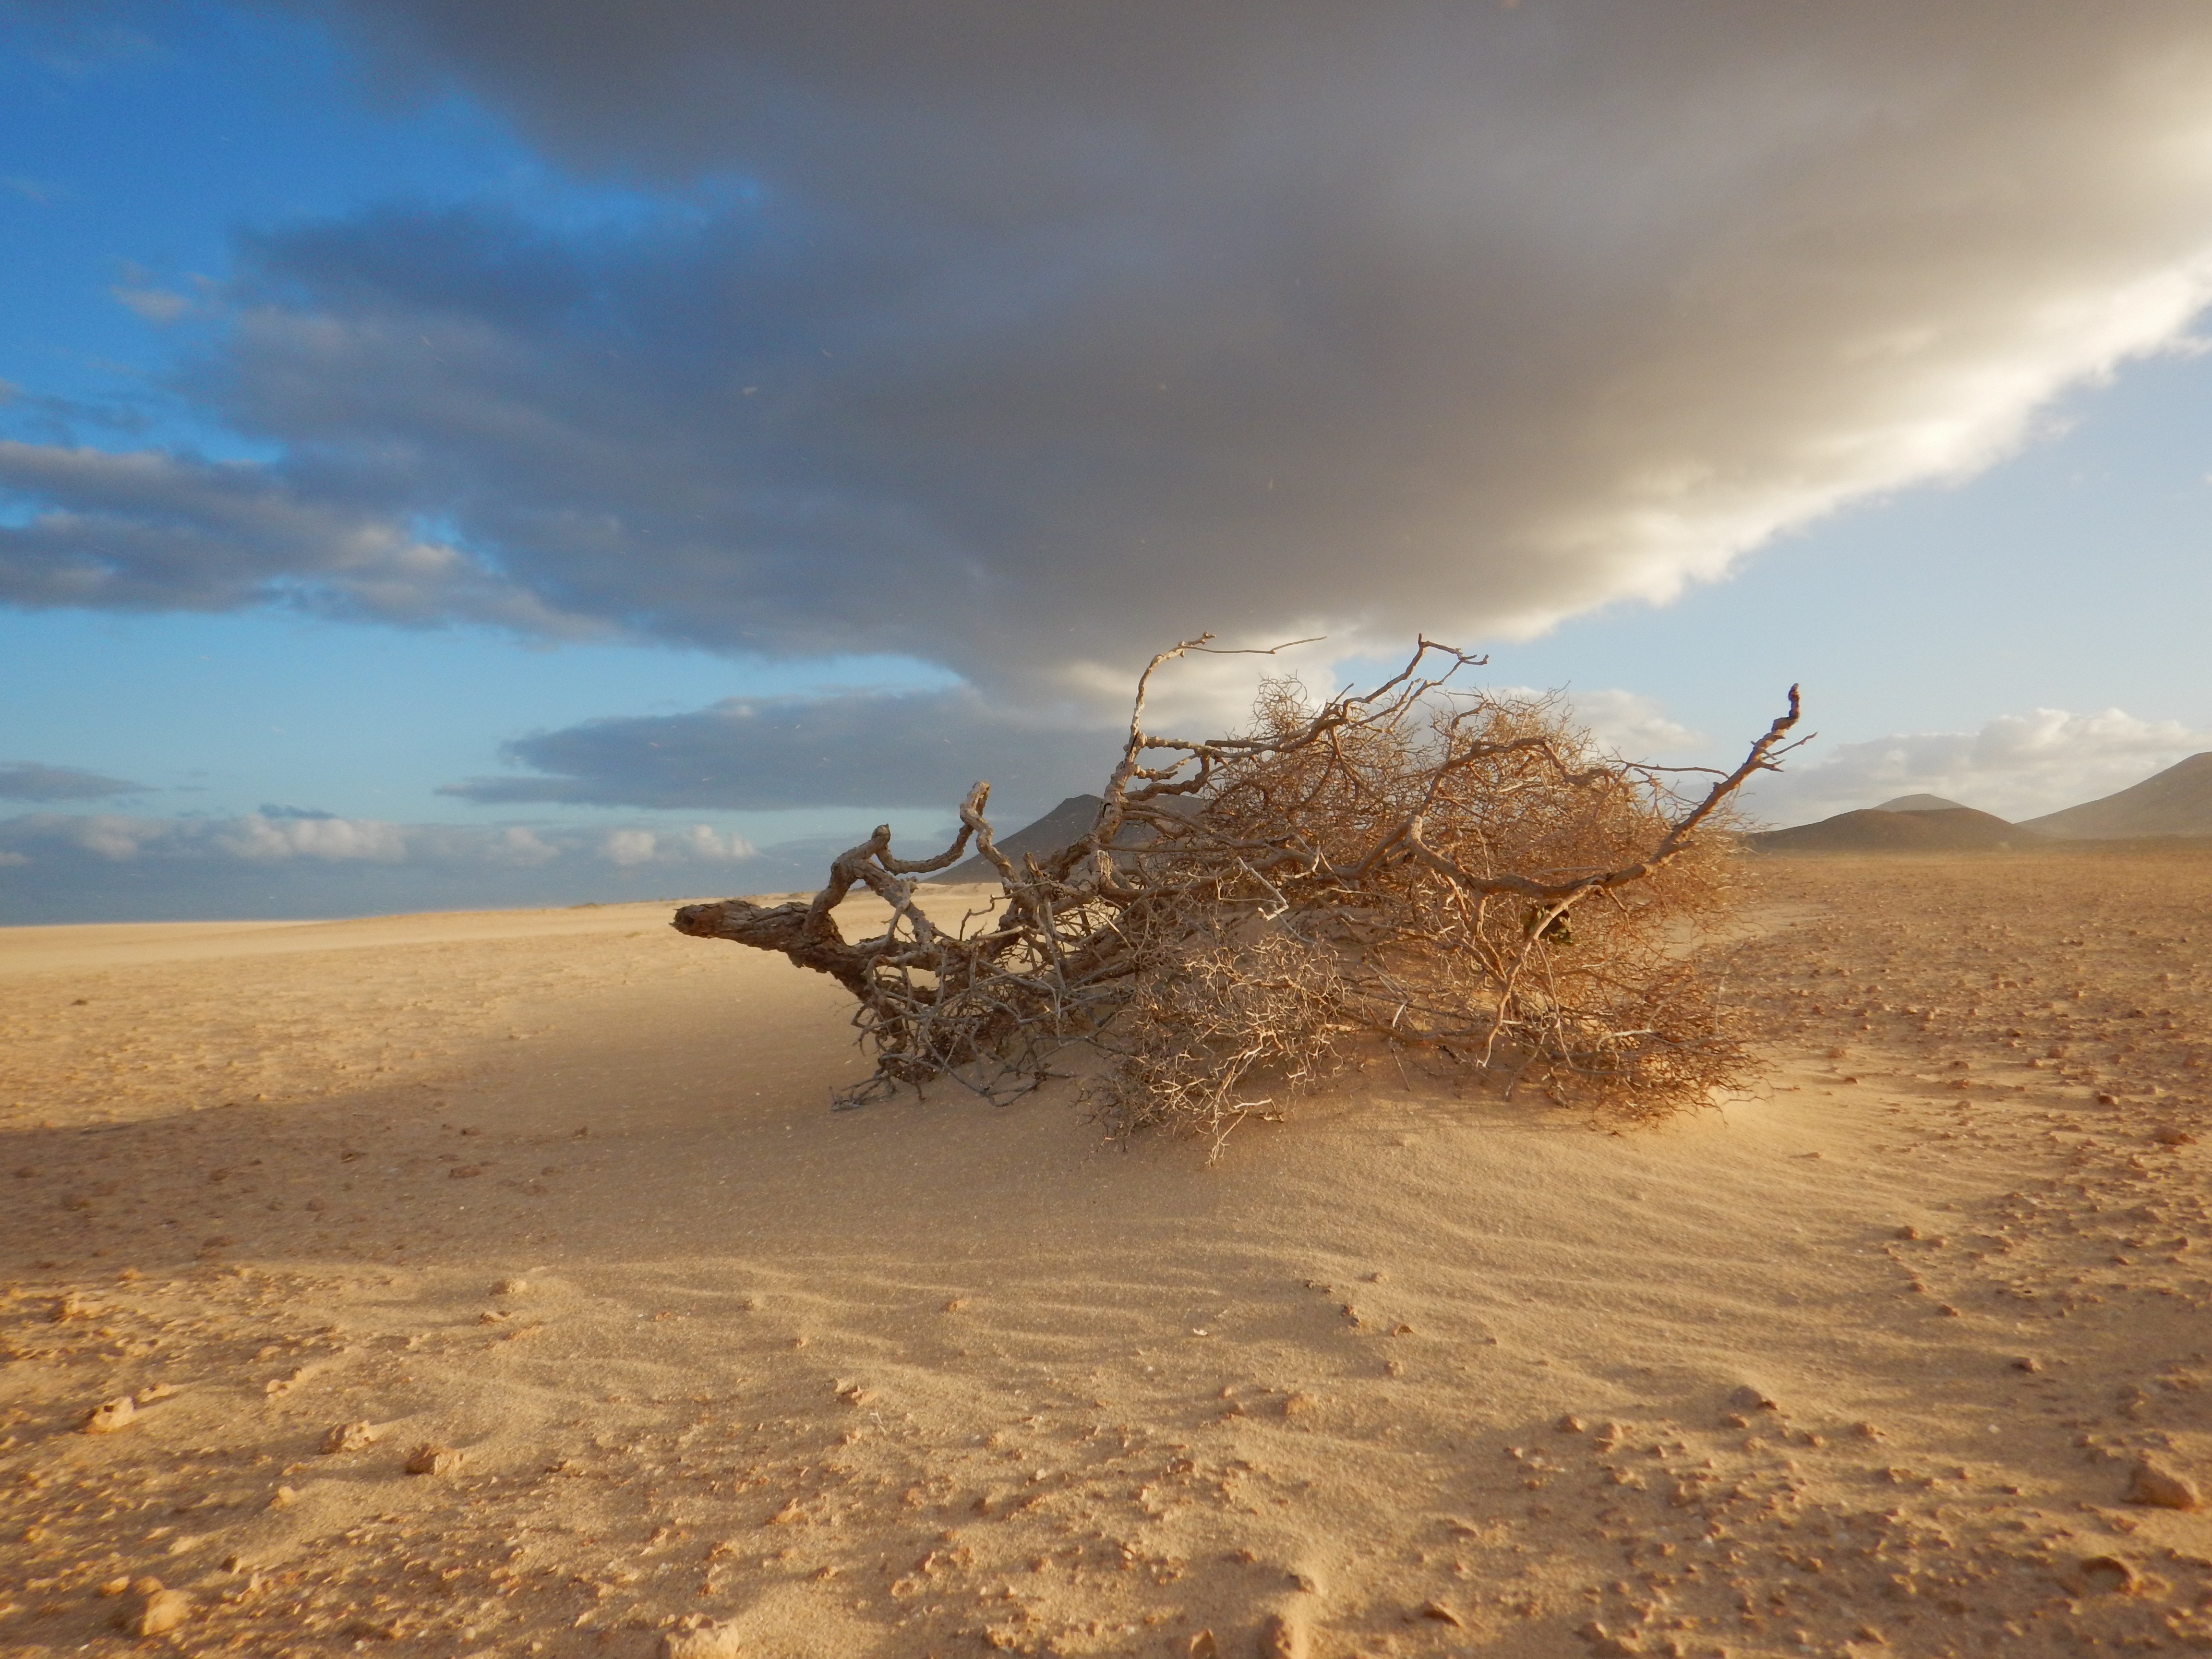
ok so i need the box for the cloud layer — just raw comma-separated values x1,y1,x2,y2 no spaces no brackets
5,2,2212,713
0,808,765,923
0,760,147,801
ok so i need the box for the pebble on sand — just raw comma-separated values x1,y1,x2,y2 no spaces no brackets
321,1420,379,1454
81,1396,135,1434
2127,1456,2202,1511
1260,1611,1310,1659
405,1443,466,1476
115,1579,191,1637
661,1618,746,1659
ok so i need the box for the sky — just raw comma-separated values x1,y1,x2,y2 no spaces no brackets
5,0,2212,922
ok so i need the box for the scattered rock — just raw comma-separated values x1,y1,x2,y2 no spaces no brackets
1188,1634,1220,1659
2127,1456,2202,1511
320,1421,378,1455
2152,1125,2197,1147
115,1579,191,1637
82,1396,135,1434
662,1620,746,1659
268,1485,298,1508
1258,1611,1309,1659
492,1277,530,1296
1281,1393,1318,1419
1418,1600,1466,1627
2073,1554,2139,1596
1576,1622,1642,1657
1555,1414,1586,1433
133,1382,177,1405
2010,1356,2042,1373
96,1576,131,1598
48,1291,86,1323
1725,1383,1779,1413
404,1443,465,1477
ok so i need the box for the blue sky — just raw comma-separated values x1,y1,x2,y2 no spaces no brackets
6,1,2212,919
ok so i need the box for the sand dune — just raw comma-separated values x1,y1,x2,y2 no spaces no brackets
4,856,2212,1656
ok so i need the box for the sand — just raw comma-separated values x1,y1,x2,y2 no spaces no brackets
2,854,2211,1658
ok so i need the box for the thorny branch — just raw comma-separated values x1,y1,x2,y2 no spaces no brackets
673,638,1804,1155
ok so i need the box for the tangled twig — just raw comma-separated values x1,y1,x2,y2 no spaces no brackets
673,638,1804,1154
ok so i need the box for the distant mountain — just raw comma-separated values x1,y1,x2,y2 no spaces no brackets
932,794,1111,883
933,792,1195,883
2017,752,2212,839
1747,806,2040,854
1874,793,1970,813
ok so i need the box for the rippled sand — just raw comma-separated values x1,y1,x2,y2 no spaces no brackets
3,851,2211,1657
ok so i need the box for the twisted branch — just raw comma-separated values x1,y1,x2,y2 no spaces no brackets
674,639,1802,1148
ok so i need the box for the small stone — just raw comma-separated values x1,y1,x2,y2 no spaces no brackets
492,1277,530,1296
134,1381,177,1404
1259,1611,1309,1659
1189,1634,1221,1659
117,1581,192,1637
320,1420,378,1454
2153,1126,2197,1147
1281,1392,1318,1418
405,1443,464,1477
268,1485,297,1508
96,1575,131,1597
2010,1356,2042,1373
1725,1383,1779,1413
661,1620,746,1659
1419,1600,1467,1626
82,1396,135,1434
2127,1457,2201,1511
1555,1413,1586,1433
2074,1554,2138,1596
49,1291,85,1323
1576,1621,1642,1657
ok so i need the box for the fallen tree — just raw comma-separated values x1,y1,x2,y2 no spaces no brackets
673,638,1804,1152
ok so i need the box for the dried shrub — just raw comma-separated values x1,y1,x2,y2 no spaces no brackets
673,638,1802,1154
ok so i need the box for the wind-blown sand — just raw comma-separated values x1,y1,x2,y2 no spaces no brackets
3,854,2211,1658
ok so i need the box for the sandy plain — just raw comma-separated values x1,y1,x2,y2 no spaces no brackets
2,850,2211,1659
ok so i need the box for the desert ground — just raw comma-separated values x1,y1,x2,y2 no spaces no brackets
3,848,2212,1659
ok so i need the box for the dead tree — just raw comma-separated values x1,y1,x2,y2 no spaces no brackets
673,637,1804,1152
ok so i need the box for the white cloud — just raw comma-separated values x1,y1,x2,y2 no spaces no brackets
600,828,657,866
214,813,409,863
0,807,783,924
1748,708,2212,825
0,811,759,872
600,825,755,866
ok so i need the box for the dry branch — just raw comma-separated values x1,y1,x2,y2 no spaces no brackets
673,638,1803,1153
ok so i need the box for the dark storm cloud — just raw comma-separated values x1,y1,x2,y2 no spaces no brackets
439,686,1120,811
0,760,147,801
12,2,2212,706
